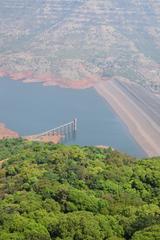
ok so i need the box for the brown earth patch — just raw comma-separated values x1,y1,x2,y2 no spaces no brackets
0,122,62,144
0,123,19,140
0,69,102,89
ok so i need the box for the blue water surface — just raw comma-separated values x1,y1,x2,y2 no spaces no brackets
0,77,146,157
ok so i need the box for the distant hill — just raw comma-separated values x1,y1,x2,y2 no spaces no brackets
0,1,160,88
0,139,159,239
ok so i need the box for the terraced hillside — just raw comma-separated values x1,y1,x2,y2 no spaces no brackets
0,0,160,88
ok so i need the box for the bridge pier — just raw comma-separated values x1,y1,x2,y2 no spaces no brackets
73,118,77,132
26,119,77,143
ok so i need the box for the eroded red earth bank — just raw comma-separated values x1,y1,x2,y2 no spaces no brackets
0,123,19,140
0,69,99,89
0,123,62,144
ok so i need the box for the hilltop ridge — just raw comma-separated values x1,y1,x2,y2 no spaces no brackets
0,0,160,89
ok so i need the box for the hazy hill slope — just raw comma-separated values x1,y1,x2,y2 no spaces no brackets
0,139,160,239
0,0,160,87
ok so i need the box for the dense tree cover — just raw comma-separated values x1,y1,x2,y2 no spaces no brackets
0,138,160,240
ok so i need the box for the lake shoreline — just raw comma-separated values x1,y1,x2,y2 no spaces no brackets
0,74,147,157
0,123,19,139
0,122,62,144
0,69,98,90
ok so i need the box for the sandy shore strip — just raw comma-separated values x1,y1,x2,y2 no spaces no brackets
95,80,160,157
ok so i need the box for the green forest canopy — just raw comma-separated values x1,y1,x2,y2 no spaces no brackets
0,138,159,240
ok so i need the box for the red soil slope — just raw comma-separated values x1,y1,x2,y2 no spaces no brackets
0,123,19,139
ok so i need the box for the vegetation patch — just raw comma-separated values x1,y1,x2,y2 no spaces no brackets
0,139,159,239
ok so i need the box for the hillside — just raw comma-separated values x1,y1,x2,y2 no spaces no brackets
0,1,160,88
0,139,160,239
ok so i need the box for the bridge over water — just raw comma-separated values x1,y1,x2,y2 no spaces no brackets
24,118,77,143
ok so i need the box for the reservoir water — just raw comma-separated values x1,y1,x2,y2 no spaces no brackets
0,77,145,157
